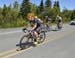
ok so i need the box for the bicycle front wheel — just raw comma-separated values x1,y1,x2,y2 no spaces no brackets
20,34,32,49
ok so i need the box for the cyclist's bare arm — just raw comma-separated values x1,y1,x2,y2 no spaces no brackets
32,23,37,30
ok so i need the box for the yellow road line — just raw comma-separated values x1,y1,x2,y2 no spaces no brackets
0,32,61,56
2,30,74,58
0,48,18,57
2,47,33,58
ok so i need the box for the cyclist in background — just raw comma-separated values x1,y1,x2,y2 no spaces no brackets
56,15,62,29
45,15,52,31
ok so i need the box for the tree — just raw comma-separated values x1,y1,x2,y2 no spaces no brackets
44,0,52,20
0,7,3,26
39,0,44,13
45,0,52,8
30,3,37,14
70,10,75,20
53,0,60,19
72,10,75,19
19,0,31,18
13,1,19,11
2,4,7,16
36,7,40,15
53,0,60,10
61,9,72,22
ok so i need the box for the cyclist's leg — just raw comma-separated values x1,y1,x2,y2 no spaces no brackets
33,31,38,39
59,22,62,29
46,23,48,28
33,31,38,45
33,27,42,44
46,21,50,31
49,21,52,27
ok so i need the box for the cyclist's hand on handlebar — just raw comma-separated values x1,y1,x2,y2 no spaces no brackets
22,28,33,33
22,28,27,31
22,28,27,33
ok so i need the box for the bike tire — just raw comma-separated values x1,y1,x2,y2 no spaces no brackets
38,31,46,43
20,34,33,49
44,24,50,32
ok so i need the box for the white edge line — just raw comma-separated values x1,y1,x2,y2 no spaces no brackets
0,30,22,35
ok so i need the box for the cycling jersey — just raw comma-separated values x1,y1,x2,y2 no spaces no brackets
30,18,42,33
30,18,42,28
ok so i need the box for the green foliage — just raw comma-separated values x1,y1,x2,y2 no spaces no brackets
39,0,44,13
0,0,75,28
13,1,19,11
53,0,60,10
61,9,72,22
2,4,7,16
71,10,75,20
30,3,37,14
45,0,52,8
19,0,31,18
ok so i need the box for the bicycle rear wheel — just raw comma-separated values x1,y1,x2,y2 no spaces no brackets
38,31,46,43
46,24,50,31
20,34,33,49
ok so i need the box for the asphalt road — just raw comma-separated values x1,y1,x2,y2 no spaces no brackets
0,24,75,58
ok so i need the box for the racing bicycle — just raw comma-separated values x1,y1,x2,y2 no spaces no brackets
20,28,46,49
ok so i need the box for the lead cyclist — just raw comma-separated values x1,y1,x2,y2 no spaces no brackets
26,14,43,45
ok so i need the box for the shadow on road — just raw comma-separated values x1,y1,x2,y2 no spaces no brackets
16,42,35,50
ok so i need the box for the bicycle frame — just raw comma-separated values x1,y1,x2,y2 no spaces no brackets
20,28,46,49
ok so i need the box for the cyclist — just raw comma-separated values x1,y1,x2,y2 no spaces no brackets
34,16,43,24
27,14,43,45
45,15,52,31
56,15,62,29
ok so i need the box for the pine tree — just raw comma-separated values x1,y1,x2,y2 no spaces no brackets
13,1,19,11
39,0,44,13
45,0,52,8
53,0,60,15
2,4,7,16
19,0,31,18
53,0,60,9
